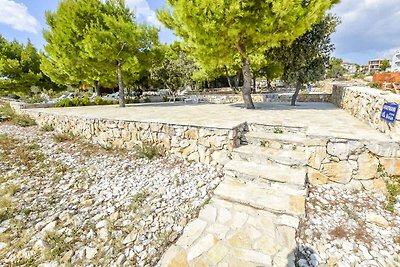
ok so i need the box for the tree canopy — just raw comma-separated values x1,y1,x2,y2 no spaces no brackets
150,43,197,97
42,0,158,106
0,35,60,95
274,14,339,105
380,60,391,72
158,0,339,109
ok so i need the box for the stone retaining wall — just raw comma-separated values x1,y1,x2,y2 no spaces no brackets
307,136,400,190
332,85,400,140
11,103,245,165
203,93,331,104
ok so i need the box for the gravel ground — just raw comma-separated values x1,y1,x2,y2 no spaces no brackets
0,124,222,266
297,184,400,267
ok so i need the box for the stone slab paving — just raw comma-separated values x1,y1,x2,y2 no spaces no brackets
29,102,393,141
158,197,299,267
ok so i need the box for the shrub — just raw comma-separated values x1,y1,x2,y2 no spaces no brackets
368,82,381,89
14,115,36,127
26,95,46,104
41,124,55,132
53,132,76,143
136,143,163,159
93,96,104,105
0,103,36,127
54,98,74,107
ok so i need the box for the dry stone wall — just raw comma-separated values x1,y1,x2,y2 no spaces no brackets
203,93,331,104
307,136,400,191
11,104,245,166
332,85,400,140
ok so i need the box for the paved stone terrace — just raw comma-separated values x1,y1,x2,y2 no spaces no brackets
30,102,393,141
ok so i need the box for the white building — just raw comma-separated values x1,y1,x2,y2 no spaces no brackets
341,62,358,74
391,50,400,72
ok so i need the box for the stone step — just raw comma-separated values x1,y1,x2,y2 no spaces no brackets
214,177,305,216
224,159,307,188
243,131,307,150
248,123,306,134
232,144,307,166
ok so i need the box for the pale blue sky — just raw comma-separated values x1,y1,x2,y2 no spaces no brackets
1,0,399,65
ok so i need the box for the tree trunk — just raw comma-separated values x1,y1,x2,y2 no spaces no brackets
242,58,255,109
253,74,257,92
267,79,272,90
225,67,232,89
234,70,240,89
117,61,125,107
291,81,302,106
94,80,101,96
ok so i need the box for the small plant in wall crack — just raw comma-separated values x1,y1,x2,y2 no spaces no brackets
260,140,269,147
273,127,284,134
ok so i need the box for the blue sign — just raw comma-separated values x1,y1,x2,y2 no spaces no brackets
381,102,398,123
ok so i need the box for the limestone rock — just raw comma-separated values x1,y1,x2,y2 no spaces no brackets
354,153,379,180
322,161,353,184
366,213,389,227
380,158,400,176
308,169,329,185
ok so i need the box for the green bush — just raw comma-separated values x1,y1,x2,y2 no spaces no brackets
40,124,55,132
54,98,74,107
136,143,163,159
93,96,104,105
13,115,36,127
0,103,36,127
26,95,46,104
368,82,381,89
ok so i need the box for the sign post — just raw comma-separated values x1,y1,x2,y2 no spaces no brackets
381,102,399,123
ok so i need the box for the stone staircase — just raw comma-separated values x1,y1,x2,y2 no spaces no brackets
159,125,308,267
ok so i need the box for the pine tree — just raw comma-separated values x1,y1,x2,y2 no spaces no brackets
274,15,340,105
158,0,339,109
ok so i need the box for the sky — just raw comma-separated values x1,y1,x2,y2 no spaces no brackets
0,0,399,65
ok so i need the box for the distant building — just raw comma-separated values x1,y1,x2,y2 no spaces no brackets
368,59,384,73
391,50,400,72
341,62,358,74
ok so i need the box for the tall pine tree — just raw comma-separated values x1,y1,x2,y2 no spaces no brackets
158,0,339,109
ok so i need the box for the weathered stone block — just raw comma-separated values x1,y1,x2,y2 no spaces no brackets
308,169,329,185
308,146,327,169
321,161,353,184
354,153,379,180
184,128,199,140
380,158,400,175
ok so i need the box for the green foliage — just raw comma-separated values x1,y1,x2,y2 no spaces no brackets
42,0,159,106
53,132,76,143
326,57,346,78
0,35,61,95
368,82,382,89
380,59,391,72
136,143,163,159
40,124,55,132
150,43,197,94
273,128,284,134
25,95,46,104
54,96,90,107
158,0,339,108
0,103,36,127
274,15,339,85
386,175,400,212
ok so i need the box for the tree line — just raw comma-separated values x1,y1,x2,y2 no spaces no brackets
1,0,341,107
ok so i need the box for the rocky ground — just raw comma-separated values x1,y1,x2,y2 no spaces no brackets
297,184,400,267
0,123,222,266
